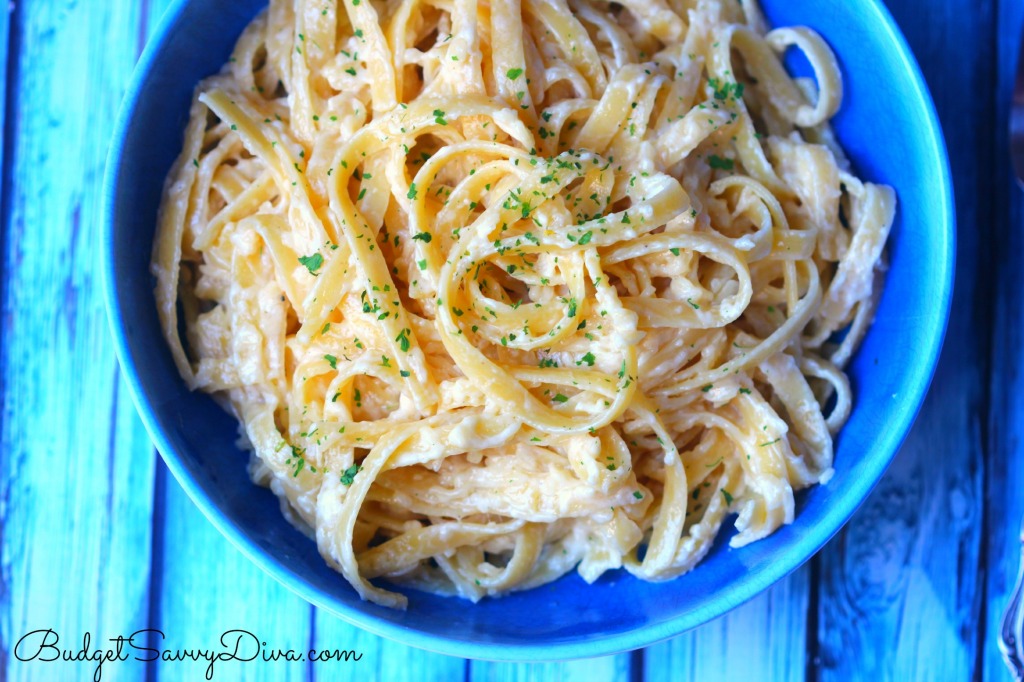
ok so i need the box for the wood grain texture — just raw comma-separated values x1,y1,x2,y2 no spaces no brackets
985,1,1024,680
311,601,467,681
158,473,467,681
816,1,993,680
469,654,632,682
0,0,14,677
153,470,315,682
0,0,8,202
644,565,810,682
0,1,173,680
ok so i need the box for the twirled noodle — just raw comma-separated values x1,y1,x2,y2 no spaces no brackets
153,0,895,608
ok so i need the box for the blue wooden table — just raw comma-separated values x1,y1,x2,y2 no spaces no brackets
0,0,1018,679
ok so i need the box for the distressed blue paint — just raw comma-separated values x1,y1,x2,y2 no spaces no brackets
644,565,811,682
155,467,315,682
0,0,8,204
817,1,992,679
0,1,172,681
0,0,1018,679
470,655,633,682
987,2,1024,681
310,602,468,681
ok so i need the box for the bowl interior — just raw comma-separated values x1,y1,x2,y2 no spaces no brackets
104,0,953,660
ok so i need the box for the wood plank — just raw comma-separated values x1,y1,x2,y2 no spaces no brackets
153,472,316,682
0,0,9,193
984,0,1024,680
0,1,169,680
311,606,467,681
469,654,632,682
644,566,809,682
816,0,992,679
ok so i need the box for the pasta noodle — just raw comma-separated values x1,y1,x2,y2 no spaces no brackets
153,0,895,608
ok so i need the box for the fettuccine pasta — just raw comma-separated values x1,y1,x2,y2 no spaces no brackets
153,0,895,608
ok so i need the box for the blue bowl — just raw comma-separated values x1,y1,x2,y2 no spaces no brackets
103,0,953,660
